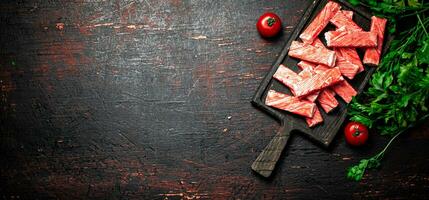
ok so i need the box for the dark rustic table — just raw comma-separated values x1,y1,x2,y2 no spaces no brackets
1,0,428,199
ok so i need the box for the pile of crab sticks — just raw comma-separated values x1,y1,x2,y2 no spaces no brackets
266,1,387,127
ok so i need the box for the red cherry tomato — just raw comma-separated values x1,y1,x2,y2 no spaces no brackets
344,121,369,146
256,12,282,38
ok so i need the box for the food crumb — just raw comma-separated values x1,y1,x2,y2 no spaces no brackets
126,25,137,29
222,128,228,133
56,23,64,30
191,35,207,40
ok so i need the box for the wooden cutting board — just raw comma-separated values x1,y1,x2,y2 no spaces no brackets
250,0,392,178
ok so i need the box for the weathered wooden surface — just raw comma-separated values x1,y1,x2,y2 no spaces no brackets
0,0,428,199
251,126,290,178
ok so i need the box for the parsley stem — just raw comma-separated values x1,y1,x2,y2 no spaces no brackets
416,14,428,37
375,114,429,160
374,128,403,159
399,7,429,17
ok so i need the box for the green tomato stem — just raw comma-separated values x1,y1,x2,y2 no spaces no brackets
352,126,361,137
267,18,276,27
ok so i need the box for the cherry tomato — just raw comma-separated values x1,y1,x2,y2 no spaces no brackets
344,121,369,146
256,12,282,38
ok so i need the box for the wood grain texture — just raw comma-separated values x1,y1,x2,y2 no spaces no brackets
0,0,428,199
251,125,291,178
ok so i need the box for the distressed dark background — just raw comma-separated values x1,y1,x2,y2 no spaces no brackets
0,0,428,199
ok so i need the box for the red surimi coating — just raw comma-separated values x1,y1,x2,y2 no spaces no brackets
335,56,360,79
293,67,344,97
306,107,323,127
330,10,362,31
299,62,339,112
297,66,327,126
273,65,319,102
298,68,320,102
330,11,365,73
312,38,326,49
331,80,357,103
296,62,336,110
265,90,316,118
335,47,364,73
333,13,364,72
312,37,362,77
317,89,338,113
325,31,378,47
273,64,300,95
342,10,353,19
306,93,319,102
299,1,341,43
363,16,387,66
297,61,317,71
298,67,314,78
298,67,324,126
314,64,356,103
289,41,336,67
314,64,331,73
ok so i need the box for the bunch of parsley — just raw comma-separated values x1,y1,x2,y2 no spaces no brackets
346,0,429,181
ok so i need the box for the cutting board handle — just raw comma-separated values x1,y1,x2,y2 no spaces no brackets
251,125,291,178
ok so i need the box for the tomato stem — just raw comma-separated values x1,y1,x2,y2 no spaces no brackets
267,18,276,27
352,126,361,137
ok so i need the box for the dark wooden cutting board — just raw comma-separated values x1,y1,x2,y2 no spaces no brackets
251,0,392,178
